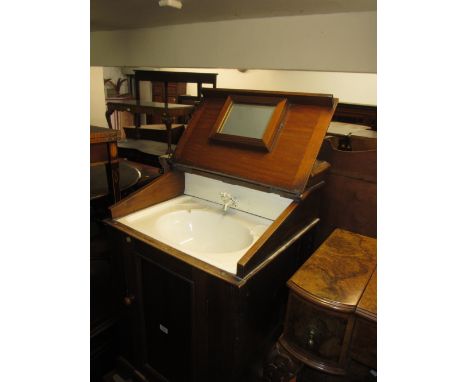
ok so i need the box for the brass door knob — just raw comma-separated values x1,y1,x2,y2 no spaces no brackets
307,329,316,348
123,294,135,306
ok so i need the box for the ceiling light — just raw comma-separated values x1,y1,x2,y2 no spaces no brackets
158,0,183,9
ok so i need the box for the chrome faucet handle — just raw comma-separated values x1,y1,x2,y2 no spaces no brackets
220,192,231,202
219,192,238,210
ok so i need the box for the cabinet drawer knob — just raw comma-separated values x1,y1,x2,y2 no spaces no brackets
307,329,316,348
123,294,135,306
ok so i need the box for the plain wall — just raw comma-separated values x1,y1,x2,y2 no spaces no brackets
91,12,376,73
103,67,129,95
160,67,376,105
90,67,108,127
90,66,376,125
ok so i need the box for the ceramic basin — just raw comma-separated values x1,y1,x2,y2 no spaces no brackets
117,195,273,274
154,210,254,253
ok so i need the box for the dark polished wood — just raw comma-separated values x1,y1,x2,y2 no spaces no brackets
105,166,328,381
350,316,376,370
91,159,164,382
276,229,377,379
106,100,194,156
202,88,335,107
105,88,338,381
106,100,194,118
319,136,376,183
149,82,187,124
264,342,303,382
123,124,185,143
153,81,186,101
106,217,322,382
91,125,120,143
91,126,121,203
333,103,377,130
139,257,193,381
91,159,162,201
236,164,329,277
109,170,184,219
287,229,377,312
134,70,217,148
108,73,216,157
351,269,377,370
356,270,377,321
175,89,338,196
134,70,218,89
105,164,329,381
317,135,377,242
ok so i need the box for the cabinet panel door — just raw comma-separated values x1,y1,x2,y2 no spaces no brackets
350,318,377,369
139,256,193,382
283,293,348,365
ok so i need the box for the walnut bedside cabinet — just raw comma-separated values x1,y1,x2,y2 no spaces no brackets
266,229,377,382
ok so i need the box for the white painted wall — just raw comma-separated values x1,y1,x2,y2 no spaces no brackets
103,66,129,95
90,66,376,124
91,12,376,73
91,30,131,67
160,67,376,105
90,67,108,127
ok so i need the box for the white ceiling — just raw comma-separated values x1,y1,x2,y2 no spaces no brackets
91,0,376,31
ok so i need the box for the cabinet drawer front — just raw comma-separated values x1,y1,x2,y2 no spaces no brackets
283,293,350,366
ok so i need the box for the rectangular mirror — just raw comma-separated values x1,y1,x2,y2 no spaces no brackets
209,95,287,152
220,103,275,139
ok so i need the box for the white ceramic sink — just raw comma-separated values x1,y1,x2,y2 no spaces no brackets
154,209,254,253
117,195,273,274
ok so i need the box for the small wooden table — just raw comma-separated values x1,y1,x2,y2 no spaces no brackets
105,100,194,155
267,229,377,381
90,126,121,203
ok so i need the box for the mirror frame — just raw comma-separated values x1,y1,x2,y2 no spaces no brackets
209,95,288,152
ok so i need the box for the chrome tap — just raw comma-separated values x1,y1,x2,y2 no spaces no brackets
220,192,238,212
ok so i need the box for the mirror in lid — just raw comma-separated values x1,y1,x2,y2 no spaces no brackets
209,95,287,152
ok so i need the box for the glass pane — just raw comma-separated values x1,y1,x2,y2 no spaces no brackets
220,103,275,139
284,293,347,363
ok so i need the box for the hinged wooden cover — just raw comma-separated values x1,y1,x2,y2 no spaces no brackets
174,88,338,196
287,229,377,312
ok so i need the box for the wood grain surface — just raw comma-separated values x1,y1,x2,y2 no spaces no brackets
288,229,376,312
174,89,338,195
109,170,184,219
90,125,120,144
319,136,377,183
106,100,194,117
356,269,377,321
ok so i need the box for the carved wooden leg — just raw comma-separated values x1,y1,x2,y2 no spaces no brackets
263,342,302,382
162,112,173,155
105,109,114,129
134,113,141,139
105,142,121,203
